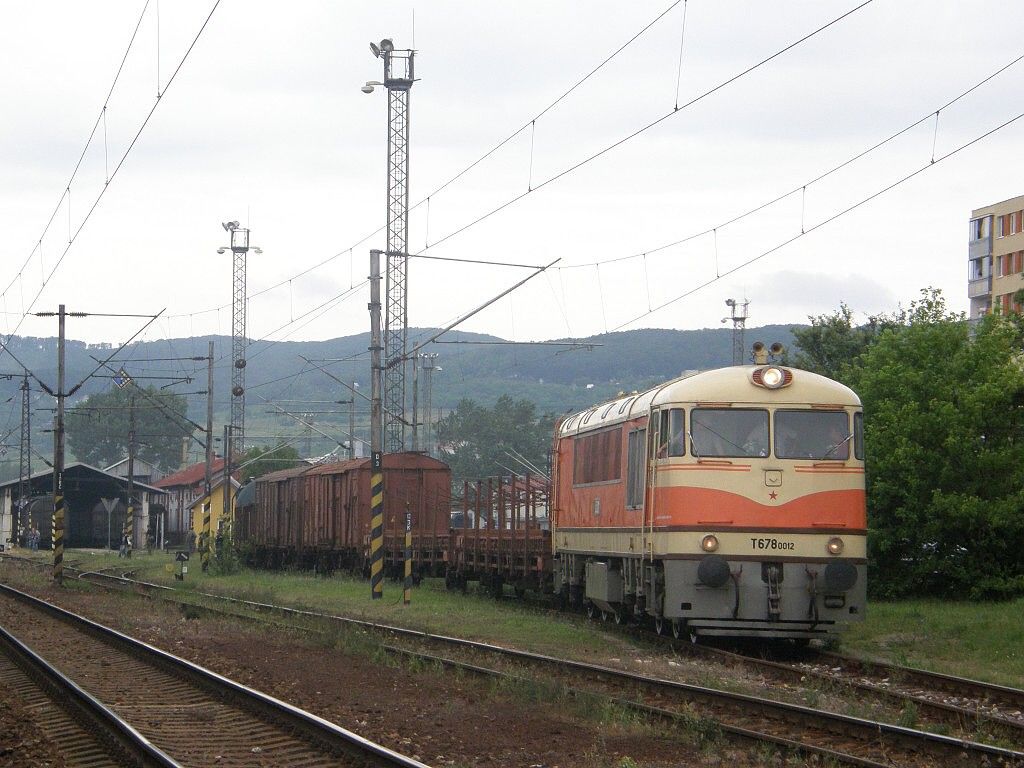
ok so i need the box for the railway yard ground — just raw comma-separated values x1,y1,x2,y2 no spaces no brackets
2,549,1024,767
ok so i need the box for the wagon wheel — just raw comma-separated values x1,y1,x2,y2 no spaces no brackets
654,616,665,636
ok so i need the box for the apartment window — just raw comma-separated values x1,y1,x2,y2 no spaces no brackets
625,428,647,508
998,215,1007,238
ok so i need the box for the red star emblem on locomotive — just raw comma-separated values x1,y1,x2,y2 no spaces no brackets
768,491,778,500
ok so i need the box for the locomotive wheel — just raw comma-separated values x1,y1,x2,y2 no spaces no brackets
613,609,626,625
671,620,683,640
600,610,610,622
586,602,597,620
654,616,665,635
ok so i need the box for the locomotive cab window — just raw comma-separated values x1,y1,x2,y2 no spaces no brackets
655,408,685,458
853,411,864,460
690,408,768,458
774,410,850,460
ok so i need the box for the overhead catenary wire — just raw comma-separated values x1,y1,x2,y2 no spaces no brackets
2,0,223,342
610,108,1024,332
555,48,1024,273
164,0,687,324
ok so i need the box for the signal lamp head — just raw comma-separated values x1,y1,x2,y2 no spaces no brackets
701,534,719,553
827,536,844,555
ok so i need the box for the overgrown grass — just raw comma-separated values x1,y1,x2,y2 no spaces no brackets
20,549,1024,690
839,598,1024,688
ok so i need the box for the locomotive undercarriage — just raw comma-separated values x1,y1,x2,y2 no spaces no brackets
556,552,865,640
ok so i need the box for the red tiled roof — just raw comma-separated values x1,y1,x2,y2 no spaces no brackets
154,458,228,489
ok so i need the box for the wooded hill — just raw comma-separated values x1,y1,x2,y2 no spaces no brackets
0,324,798,477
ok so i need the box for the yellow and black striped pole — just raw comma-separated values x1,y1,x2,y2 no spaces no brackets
370,451,384,600
201,499,212,572
52,490,63,584
123,503,133,558
403,509,412,605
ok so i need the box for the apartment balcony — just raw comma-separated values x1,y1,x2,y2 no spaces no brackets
969,235,992,260
968,275,992,299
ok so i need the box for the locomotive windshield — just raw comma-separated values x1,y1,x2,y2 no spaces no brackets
690,409,768,458
774,409,850,459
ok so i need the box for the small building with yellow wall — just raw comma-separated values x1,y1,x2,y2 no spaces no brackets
187,477,240,539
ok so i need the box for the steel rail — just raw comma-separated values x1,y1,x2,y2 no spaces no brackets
37,561,1023,767
0,622,181,767
684,641,1024,742
0,581,430,768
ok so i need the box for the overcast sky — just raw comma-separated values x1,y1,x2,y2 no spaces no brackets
2,0,1022,347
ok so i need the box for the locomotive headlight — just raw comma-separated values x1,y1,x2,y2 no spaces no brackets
701,534,719,553
827,536,844,555
761,367,785,389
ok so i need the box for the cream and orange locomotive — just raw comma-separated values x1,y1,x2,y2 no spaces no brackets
551,344,866,641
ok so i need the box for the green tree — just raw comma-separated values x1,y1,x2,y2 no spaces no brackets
239,443,302,482
435,396,554,489
844,289,1024,599
789,302,902,380
66,386,191,470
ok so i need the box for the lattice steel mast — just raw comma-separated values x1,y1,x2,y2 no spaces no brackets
724,298,750,365
219,222,260,457
366,39,415,452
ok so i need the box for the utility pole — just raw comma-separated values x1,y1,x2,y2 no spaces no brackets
421,353,438,458
724,299,750,366
219,222,260,460
17,373,31,546
348,387,356,460
411,353,420,452
52,305,66,584
364,38,415,453
123,394,136,557
200,340,214,570
368,248,384,600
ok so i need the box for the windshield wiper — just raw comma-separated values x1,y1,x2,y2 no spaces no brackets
821,433,854,460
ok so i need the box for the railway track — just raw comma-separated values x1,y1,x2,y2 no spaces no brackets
0,580,428,768
7,556,1022,768
682,641,1024,744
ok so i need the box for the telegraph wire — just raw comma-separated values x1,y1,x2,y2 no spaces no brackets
2,0,223,342
556,49,1024,272
0,0,152,305
416,1,873,259
611,108,1024,332
164,0,686,323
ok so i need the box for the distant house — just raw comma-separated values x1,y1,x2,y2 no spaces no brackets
104,456,164,486
153,459,232,547
187,476,241,539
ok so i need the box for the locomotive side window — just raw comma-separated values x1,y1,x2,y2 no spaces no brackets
690,408,768,458
572,427,623,485
626,428,647,508
656,408,685,457
854,411,864,460
774,410,850,459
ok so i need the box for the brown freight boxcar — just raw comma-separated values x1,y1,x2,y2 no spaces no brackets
238,453,451,577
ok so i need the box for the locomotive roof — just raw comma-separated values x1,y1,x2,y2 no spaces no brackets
557,365,861,437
